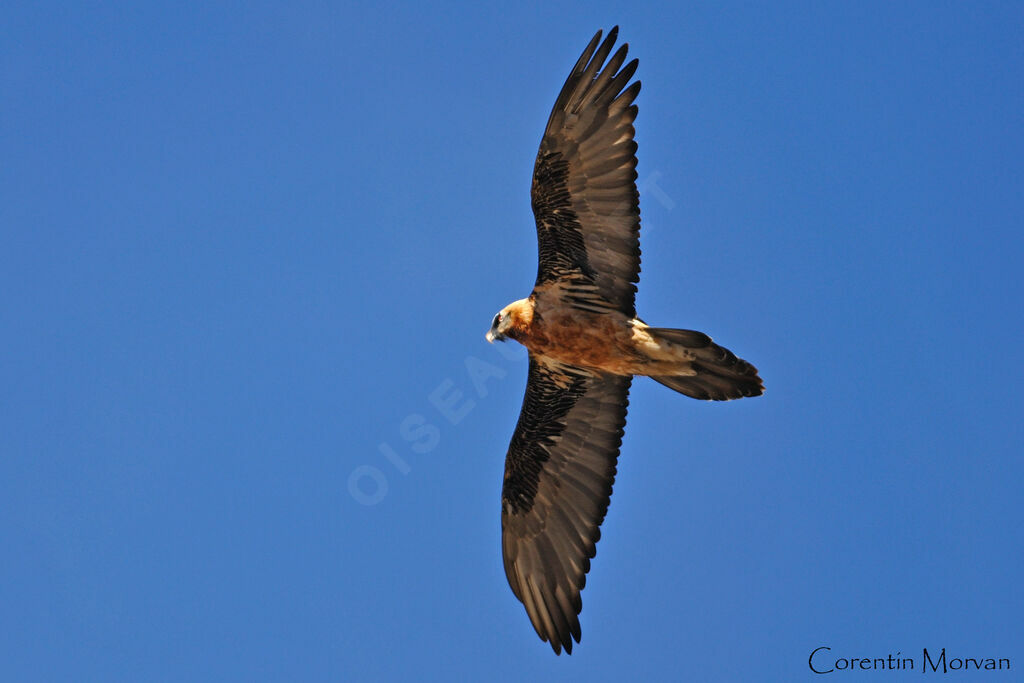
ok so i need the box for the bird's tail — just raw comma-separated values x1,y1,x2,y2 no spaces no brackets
645,328,764,401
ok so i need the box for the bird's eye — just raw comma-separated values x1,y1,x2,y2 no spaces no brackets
493,314,501,327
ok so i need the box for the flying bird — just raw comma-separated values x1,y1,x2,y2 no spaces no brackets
486,27,764,654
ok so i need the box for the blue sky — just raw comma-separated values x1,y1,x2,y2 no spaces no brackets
3,2,1023,681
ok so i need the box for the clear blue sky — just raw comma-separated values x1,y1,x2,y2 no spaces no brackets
3,2,1022,681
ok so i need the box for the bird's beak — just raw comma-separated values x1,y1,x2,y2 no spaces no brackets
485,329,495,343
486,329,505,343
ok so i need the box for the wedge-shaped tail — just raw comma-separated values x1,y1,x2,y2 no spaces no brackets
646,327,764,401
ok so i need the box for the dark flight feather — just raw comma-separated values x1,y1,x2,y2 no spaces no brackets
530,26,642,316
501,357,631,654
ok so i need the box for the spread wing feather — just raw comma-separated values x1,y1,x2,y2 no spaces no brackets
501,355,631,654
531,26,642,316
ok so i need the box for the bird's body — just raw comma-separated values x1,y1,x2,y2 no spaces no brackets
488,27,763,654
497,292,734,379
498,293,642,375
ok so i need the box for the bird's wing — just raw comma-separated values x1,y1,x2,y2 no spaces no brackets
501,354,631,654
531,26,642,317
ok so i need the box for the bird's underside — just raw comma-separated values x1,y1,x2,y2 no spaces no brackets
487,27,763,655
499,287,763,400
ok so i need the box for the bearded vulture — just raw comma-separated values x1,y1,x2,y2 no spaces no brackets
486,26,763,655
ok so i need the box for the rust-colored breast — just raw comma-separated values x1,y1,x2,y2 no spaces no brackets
518,307,642,375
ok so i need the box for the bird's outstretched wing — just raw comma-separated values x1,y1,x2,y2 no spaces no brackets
531,26,642,316
501,355,631,654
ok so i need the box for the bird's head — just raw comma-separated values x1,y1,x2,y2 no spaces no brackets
486,309,511,343
486,299,532,343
